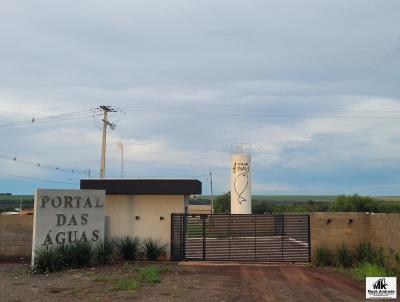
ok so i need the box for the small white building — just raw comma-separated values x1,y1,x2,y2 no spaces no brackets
80,179,202,260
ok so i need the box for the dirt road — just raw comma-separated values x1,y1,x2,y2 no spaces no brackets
0,262,364,301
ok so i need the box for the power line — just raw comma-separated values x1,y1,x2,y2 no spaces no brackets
122,106,400,120
0,154,90,176
123,105,400,113
0,108,100,128
0,171,79,185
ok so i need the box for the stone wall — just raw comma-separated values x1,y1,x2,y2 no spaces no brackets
369,213,400,252
1,212,399,262
310,213,400,260
0,215,33,260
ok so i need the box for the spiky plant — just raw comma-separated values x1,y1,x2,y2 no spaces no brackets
34,245,63,273
142,238,167,261
55,243,73,269
94,239,114,265
115,236,140,260
70,240,93,268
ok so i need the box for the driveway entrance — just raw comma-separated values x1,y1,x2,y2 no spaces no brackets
171,214,310,262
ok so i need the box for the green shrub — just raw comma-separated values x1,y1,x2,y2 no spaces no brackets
94,239,114,265
355,242,376,264
34,245,63,273
335,245,353,268
314,246,333,266
115,236,140,260
143,238,167,261
55,243,73,268
374,247,386,267
70,240,93,268
394,252,400,269
351,262,393,281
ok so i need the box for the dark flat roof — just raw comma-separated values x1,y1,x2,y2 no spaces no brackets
80,179,202,195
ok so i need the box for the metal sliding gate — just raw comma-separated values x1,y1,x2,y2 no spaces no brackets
171,214,310,262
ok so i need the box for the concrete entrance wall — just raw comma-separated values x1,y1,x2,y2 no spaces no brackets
1,212,399,261
0,215,33,260
310,212,400,259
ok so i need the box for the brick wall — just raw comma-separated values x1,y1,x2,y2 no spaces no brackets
310,213,400,260
0,215,33,260
1,213,399,262
369,213,400,252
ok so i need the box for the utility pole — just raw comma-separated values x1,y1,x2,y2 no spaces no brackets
210,171,214,214
99,105,117,179
117,142,124,178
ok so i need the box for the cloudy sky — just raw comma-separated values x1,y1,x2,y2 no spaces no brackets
1,0,400,195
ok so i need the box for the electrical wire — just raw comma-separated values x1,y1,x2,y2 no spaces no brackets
122,106,400,120
0,108,100,128
123,105,400,113
0,154,90,175
0,171,79,185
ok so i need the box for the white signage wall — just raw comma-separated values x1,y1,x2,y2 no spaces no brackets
230,153,251,214
32,189,106,265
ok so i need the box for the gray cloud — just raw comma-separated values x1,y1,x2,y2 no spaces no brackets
1,1,400,194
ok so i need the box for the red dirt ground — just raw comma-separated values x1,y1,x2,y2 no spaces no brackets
0,262,365,301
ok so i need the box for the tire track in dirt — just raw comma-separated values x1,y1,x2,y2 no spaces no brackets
280,266,333,302
238,266,277,302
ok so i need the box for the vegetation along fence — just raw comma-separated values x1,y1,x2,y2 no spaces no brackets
171,213,310,262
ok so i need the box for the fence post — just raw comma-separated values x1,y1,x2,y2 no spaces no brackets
228,214,231,260
254,214,257,261
170,214,174,260
308,214,311,263
281,214,284,262
202,215,206,260
183,214,187,261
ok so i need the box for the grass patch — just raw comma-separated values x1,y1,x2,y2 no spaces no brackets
351,262,393,281
158,265,171,273
71,287,82,296
114,278,139,291
138,266,161,283
314,246,333,267
335,244,353,268
122,262,136,273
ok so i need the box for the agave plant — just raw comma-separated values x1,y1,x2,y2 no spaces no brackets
70,240,93,268
55,243,73,269
142,238,167,261
34,245,63,273
115,236,140,260
94,239,114,265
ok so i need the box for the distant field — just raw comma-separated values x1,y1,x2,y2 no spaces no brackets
0,195,34,210
0,195,34,202
252,195,337,202
374,196,400,201
191,195,337,205
1,194,400,208
191,195,400,205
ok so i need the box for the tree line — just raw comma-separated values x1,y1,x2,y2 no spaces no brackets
213,193,400,214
